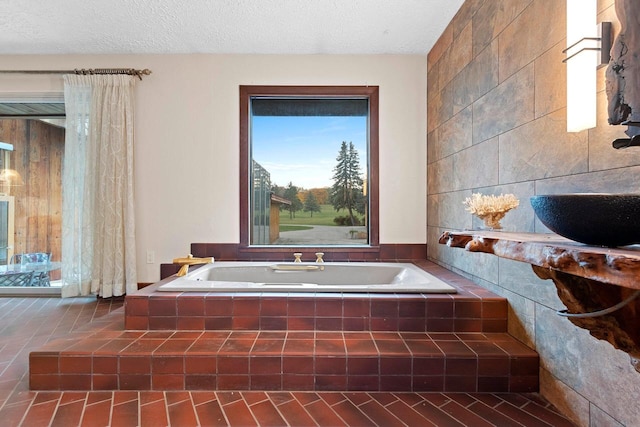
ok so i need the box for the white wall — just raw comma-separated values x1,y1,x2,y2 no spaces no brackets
0,54,427,282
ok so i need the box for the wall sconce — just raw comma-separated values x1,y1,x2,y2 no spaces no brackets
0,169,24,186
0,142,23,195
563,0,612,133
0,168,23,196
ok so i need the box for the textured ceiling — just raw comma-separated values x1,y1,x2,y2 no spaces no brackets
1,0,464,55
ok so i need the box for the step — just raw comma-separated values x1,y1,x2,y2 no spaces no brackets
30,329,538,393
30,261,537,393
124,266,508,334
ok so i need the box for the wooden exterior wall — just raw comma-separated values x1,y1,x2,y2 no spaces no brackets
0,119,64,276
269,203,280,244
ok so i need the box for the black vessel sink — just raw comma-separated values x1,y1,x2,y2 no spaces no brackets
530,194,640,247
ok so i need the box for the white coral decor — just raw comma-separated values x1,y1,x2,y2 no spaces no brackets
463,193,519,229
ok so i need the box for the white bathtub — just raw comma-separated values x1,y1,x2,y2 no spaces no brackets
158,262,457,293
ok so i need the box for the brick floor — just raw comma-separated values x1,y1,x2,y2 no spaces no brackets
0,294,576,426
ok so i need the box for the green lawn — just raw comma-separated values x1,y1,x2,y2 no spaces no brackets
279,204,343,227
279,225,313,232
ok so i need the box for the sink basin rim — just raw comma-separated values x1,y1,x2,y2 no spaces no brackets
530,193,640,247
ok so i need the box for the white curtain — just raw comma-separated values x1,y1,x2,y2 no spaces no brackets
61,74,137,298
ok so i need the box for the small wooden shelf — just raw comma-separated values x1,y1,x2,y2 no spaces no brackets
439,231,640,372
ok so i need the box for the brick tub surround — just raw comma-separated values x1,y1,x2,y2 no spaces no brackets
131,262,509,334
29,261,539,395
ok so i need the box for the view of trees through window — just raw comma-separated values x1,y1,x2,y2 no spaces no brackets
249,97,370,246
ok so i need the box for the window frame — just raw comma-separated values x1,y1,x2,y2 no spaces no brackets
239,85,379,252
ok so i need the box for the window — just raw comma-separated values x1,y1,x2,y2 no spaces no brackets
240,86,379,249
0,99,65,290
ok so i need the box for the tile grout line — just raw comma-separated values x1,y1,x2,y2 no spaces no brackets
188,391,201,427
238,392,261,427
16,392,43,427
105,390,114,427
161,391,172,427
319,392,352,426
76,392,90,427
495,398,557,427
370,392,415,427
266,391,295,426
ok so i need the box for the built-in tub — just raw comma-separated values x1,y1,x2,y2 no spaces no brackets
159,262,457,293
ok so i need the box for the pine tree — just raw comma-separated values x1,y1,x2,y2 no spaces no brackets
330,141,364,225
303,191,322,217
283,182,303,219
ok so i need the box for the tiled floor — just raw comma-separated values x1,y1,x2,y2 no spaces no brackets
0,296,576,426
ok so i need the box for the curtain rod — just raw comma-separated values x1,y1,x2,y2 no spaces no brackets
0,68,151,80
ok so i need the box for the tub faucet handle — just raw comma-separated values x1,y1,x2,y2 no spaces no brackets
177,264,190,277
315,252,324,263
293,253,303,263
172,254,214,277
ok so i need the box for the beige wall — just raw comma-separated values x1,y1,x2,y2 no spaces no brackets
0,54,428,282
427,0,640,426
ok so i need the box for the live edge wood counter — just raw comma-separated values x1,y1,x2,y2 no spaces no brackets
439,230,640,372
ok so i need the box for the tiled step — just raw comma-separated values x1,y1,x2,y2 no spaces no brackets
7,296,571,427
125,263,509,334
30,261,539,394
30,329,538,392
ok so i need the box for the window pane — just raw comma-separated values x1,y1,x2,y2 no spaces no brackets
0,118,64,288
239,85,379,250
250,97,369,246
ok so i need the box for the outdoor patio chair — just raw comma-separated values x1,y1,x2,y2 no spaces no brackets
9,253,51,287
0,271,36,287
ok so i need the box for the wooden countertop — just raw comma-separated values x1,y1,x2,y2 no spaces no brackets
439,231,640,290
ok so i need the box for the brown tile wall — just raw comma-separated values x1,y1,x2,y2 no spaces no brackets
126,291,507,334
427,1,640,426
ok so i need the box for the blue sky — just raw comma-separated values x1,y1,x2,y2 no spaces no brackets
252,116,367,189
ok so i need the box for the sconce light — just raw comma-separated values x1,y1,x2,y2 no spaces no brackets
0,142,23,193
563,0,612,133
0,168,23,196
0,169,24,187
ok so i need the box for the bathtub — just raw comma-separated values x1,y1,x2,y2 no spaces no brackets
158,261,457,293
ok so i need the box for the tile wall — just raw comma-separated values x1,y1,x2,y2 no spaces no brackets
426,0,640,426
